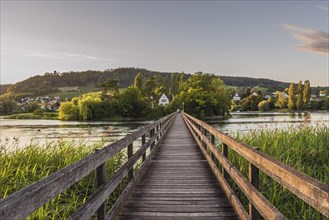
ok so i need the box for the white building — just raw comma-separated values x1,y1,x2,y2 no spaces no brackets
320,91,327,97
233,93,241,101
158,93,170,106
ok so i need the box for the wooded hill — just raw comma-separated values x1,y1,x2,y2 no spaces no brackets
2,67,291,97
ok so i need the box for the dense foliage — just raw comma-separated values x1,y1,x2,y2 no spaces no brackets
232,125,329,219
0,140,126,219
57,72,231,120
168,73,231,117
2,67,292,97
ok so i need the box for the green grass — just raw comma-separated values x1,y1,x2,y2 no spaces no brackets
0,140,126,219
47,84,100,99
221,125,329,219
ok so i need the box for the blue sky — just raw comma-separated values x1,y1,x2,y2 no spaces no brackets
1,1,328,86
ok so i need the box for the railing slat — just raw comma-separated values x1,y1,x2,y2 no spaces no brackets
0,112,176,220
68,114,176,220
182,113,249,220
183,113,286,220
183,112,329,218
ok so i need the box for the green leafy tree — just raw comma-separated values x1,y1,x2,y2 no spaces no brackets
303,80,311,109
296,81,304,111
142,76,158,106
58,102,79,120
258,100,270,111
168,72,230,118
288,83,296,110
134,73,143,91
99,79,119,97
27,101,40,112
118,87,148,117
276,92,287,109
0,99,18,115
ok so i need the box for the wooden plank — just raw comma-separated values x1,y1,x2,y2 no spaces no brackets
69,114,177,220
117,114,237,219
105,114,177,220
119,211,237,217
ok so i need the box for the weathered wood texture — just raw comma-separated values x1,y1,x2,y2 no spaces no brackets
117,114,238,220
182,112,329,219
0,113,175,220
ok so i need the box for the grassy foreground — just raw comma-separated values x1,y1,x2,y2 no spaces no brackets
0,140,126,219
229,125,329,219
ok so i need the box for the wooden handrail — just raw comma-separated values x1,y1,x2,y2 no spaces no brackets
0,112,176,220
182,112,329,219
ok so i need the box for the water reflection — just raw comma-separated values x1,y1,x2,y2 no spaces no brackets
1,112,328,150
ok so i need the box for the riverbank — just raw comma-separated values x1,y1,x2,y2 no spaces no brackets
3,112,58,120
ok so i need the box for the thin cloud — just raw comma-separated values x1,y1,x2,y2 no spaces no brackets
2,48,113,61
283,24,329,55
315,5,329,11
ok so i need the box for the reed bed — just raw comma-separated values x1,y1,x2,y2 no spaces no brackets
0,140,126,219
227,125,329,220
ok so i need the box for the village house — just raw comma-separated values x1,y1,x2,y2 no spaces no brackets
158,93,170,106
232,93,241,101
319,91,327,98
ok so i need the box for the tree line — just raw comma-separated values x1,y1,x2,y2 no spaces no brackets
58,72,231,120
3,67,291,97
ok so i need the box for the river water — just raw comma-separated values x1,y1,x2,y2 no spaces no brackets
1,112,328,150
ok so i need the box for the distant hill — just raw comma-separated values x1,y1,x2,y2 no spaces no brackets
0,84,13,95
2,67,292,97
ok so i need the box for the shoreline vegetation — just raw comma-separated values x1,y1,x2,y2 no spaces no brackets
1,125,328,219
3,109,327,121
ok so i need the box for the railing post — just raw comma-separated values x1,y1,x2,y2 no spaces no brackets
128,142,134,181
142,134,146,162
150,128,155,151
96,162,105,220
211,134,217,165
249,148,260,220
203,128,207,150
222,133,229,180
156,124,159,142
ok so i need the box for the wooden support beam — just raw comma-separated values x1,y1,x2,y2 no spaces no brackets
96,163,106,220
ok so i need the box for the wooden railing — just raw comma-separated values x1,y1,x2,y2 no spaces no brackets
0,112,177,220
182,112,329,220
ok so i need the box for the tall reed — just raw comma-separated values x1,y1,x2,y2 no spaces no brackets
0,140,126,219
226,125,329,219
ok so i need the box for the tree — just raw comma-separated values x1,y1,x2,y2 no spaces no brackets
27,101,40,112
118,87,148,117
0,99,18,115
58,102,79,120
288,83,295,110
258,100,270,111
134,73,143,91
142,76,158,103
296,81,304,111
99,79,119,97
178,72,185,93
276,92,287,109
303,80,311,109
168,72,230,118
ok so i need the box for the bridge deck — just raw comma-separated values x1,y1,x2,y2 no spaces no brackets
117,114,238,220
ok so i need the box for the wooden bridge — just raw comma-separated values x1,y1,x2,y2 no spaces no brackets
1,112,328,220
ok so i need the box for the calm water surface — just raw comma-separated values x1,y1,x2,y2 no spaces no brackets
1,112,328,150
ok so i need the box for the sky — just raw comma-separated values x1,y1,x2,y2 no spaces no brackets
1,1,328,86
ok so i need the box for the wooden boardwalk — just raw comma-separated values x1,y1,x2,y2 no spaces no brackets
117,114,238,219
2,112,327,219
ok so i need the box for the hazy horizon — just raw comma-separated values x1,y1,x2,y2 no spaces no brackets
1,1,328,86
